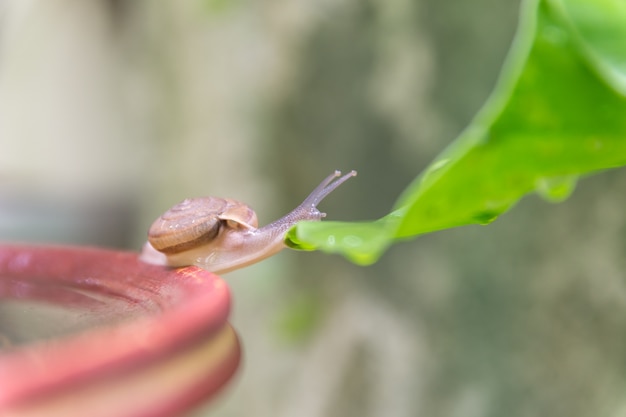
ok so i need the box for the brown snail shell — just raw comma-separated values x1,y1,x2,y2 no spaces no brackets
148,197,258,255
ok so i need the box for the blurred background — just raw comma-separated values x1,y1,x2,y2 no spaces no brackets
3,0,626,416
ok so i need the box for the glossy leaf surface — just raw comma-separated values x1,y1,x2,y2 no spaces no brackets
287,0,626,264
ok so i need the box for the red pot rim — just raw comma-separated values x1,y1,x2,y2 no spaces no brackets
0,244,239,414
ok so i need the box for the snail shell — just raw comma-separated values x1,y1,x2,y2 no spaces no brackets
148,197,258,255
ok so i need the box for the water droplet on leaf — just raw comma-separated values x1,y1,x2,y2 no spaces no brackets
535,176,577,202
473,211,500,225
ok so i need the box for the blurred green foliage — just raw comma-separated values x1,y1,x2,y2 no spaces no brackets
273,292,324,344
287,0,626,264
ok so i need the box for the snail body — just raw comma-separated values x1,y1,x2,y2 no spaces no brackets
140,170,356,274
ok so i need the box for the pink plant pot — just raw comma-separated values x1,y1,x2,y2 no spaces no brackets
0,244,240,417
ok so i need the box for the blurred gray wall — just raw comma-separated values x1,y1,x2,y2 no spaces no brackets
3,1,626,417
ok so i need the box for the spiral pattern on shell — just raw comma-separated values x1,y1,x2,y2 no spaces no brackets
148,197,258,254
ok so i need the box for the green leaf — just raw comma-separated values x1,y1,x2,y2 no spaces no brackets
286,0,626,265
551,0,626,93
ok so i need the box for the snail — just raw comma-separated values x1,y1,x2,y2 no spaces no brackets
140,170,356,274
